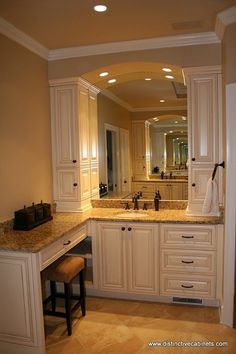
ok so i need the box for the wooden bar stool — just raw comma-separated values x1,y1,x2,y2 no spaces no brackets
42,255,86,336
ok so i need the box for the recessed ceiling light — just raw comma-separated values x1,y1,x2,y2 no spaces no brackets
160,99,165,103
108,79,116,84
162,67,172,72
165,75,174,79
153,117,159,121
99,71,109,77
169,130,173,133
94,5,107,12
164,133,167,136
145,78,152,81
182,116,187,120
174,121,178,124
176,138,179,140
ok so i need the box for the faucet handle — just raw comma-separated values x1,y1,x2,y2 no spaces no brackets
121,202,130,210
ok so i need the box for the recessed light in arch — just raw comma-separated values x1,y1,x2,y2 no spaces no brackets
99,71,109,77
145,78,152,81
162,67,172,72
108,79,117,84
165,75,175,79
94,5,107,12
160,99,165,103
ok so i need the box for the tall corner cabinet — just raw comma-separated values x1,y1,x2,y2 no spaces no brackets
49,77,100,212
183,66,223,216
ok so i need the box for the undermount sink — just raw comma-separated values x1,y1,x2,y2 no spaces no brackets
116,211,149,218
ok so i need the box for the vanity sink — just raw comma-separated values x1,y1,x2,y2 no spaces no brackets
116,211,149,218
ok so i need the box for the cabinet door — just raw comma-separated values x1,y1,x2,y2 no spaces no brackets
0,252,44,352
156,184,170,200
127,224,157,294
50,85,78,167
120,128,131,193
170,183,182,200
189,73,219,164
98,223,126,292
56,169,78,200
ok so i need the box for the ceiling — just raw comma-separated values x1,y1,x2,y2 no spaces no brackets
1,0,235,111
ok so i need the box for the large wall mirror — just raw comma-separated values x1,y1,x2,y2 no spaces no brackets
149,115,188,177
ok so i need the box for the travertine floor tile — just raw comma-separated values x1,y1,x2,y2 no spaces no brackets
46,297,236,354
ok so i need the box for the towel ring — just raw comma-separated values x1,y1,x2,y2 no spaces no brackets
212,161,225,180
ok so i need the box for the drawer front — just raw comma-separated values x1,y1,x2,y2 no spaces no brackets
133,182,156,193
161,249,216,274
39,225,87,270
160,224,216,249
160,274,216,298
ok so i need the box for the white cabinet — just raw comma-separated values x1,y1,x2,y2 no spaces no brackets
50,78,100,212
183,66,223,215
0,251,45,354
97,222,158,295
156,182,183,200
160,224,223,301
126,223,158,294
132,121,150,179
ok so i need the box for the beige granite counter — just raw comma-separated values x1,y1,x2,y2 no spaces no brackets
0,208,223,253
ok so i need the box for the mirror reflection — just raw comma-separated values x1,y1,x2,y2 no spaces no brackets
149,115,188,177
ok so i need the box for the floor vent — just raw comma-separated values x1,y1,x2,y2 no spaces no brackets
173,297,202,305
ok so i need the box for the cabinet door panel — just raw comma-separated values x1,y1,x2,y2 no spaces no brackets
127,225,157,294
56,169,78,200
191,75,218,163
52,86,77,167
98,223,126,291
0,253,38,346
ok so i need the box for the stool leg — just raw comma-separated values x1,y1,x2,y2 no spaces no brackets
50,281,56,313
64,283,72,336
79,270,86,316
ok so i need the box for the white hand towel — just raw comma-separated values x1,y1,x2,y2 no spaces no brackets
202,178,219,214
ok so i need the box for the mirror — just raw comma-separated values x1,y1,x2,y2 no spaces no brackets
148,115,188,177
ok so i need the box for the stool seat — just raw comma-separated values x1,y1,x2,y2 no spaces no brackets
43,256,84,283
42,255,86,336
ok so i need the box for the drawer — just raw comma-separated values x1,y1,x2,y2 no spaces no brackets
160,274,216,298
39,225,87,270
160,249,216,274
160,224,216,249
133,182,156,193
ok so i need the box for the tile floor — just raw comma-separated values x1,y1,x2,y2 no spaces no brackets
45,297,236,354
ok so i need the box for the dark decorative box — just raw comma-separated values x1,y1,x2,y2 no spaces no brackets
14,202,53,230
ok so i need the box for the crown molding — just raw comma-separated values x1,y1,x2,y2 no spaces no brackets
48,32,219,61
215,5,236,40
0,17,48,60
100,89,132,111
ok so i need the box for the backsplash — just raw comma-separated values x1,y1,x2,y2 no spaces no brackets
91,199,188,210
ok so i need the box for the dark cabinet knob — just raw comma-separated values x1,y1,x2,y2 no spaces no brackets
121,227,125,231
192,183,196,187
124,180,127,184
73,183,78,187
72,159,77,163
128,227,132,231
192,157,195,161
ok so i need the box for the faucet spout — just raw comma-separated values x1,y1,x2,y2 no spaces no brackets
132,194,139,210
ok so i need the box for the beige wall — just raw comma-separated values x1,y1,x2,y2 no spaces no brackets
0,35,52,221
97,93,131,183
48,44,221,79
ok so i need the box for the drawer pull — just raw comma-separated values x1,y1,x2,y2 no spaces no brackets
181,284,194,289
63,240,71,246
181,260,194,264
121,227,126,231
128,227,132,231
182,235,194,239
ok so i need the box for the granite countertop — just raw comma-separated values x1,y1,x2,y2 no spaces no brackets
0,208,223,253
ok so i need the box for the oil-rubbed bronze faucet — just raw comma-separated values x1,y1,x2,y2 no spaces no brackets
132,194,139,210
